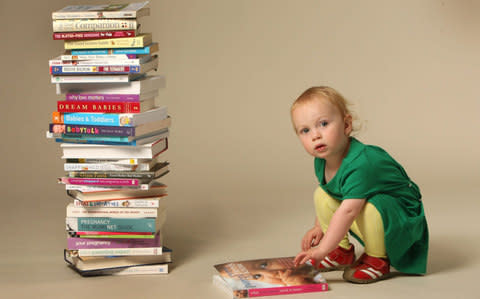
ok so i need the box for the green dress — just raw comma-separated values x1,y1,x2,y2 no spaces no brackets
314,137,429,274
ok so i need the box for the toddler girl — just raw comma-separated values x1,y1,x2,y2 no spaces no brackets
292,86,428,283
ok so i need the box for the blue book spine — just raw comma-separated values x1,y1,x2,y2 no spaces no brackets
50,65,141,75
62,113,134,127
56,138,139,146
72,218,157,233
72,45,152,55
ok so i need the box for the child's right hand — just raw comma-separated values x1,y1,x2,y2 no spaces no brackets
301,225,323,251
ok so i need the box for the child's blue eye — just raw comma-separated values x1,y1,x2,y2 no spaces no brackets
319,121,328,127
253,274,262,279
300,128,310,134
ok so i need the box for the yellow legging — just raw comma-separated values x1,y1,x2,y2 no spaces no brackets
314,187,387,258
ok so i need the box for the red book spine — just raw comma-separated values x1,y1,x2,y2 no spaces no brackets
52,30,136,40
57,101,141,113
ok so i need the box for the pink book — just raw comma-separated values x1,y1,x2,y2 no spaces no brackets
68,232,161,249
59,177,142,186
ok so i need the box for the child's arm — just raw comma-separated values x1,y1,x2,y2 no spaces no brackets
301,218,323,251
294,198,366,267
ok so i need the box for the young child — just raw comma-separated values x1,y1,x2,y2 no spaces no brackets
291,86,429,283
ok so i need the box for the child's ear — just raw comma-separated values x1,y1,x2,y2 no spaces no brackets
344,114,353,135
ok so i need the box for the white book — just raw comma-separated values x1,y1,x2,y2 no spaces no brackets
66,202,161,218
52,2,150,20
52,74,144,83
73,198,161,208
56,75,165,95
61,137,168,159
76,247,163,257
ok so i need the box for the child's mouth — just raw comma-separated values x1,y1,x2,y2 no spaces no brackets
315,144,326,151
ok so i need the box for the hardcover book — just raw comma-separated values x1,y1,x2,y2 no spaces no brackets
213,257,328,298
56,98,155,113
52,2,150,20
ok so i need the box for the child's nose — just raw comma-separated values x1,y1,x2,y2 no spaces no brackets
311,128,322,140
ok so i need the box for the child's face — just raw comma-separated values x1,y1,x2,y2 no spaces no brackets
292,97,352,161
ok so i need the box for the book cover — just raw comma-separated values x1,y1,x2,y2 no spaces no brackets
52,18,140,32
64,34,152,50
59,177,153,187
55,74,164,95
213,257,328,298
53,30,137,40
52,2,150,19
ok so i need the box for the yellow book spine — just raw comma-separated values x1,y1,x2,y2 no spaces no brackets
64,34,152,50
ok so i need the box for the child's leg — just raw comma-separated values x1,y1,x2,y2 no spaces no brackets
351,202,387,258
313,187,351,249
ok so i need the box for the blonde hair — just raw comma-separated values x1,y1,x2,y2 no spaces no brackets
291,86,361,134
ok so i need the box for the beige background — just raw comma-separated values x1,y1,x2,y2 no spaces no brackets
1,0,479,298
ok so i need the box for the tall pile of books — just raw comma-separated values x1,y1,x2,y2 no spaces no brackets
47,2,173,276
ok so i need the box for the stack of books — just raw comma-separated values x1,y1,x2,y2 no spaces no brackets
47,2,173,276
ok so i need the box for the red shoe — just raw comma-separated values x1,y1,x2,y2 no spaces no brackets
343,253,392,283
309,245,355,272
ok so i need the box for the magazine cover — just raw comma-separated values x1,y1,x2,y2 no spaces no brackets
213,256,328,298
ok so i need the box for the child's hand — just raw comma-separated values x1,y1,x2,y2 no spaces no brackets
301,225,323,251
293,247,326,268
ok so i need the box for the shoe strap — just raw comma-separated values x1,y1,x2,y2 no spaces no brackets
361,254,388,270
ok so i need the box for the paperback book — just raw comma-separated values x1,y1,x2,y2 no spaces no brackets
52,2,150,19
213,257,328,298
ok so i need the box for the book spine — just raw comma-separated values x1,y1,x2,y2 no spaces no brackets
52,111,135,127
73,199,160,208
65,183,152,192
50,123,135,136
67,171,154,179
60,177,142,186
85,264,168,276
66,93,140,102
60,54,134,61
51,75,134,83
248,284,329,297
66,206,158,218
78,234,155,239
57,137,139,146
70,43,156,55
52,19,138,32
66,217,157,233
76,247,163,256
64,163,149,171
53,30,136,40
57,101,141,114
67,235,161,249
64,34,151,50
50,65,141,74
